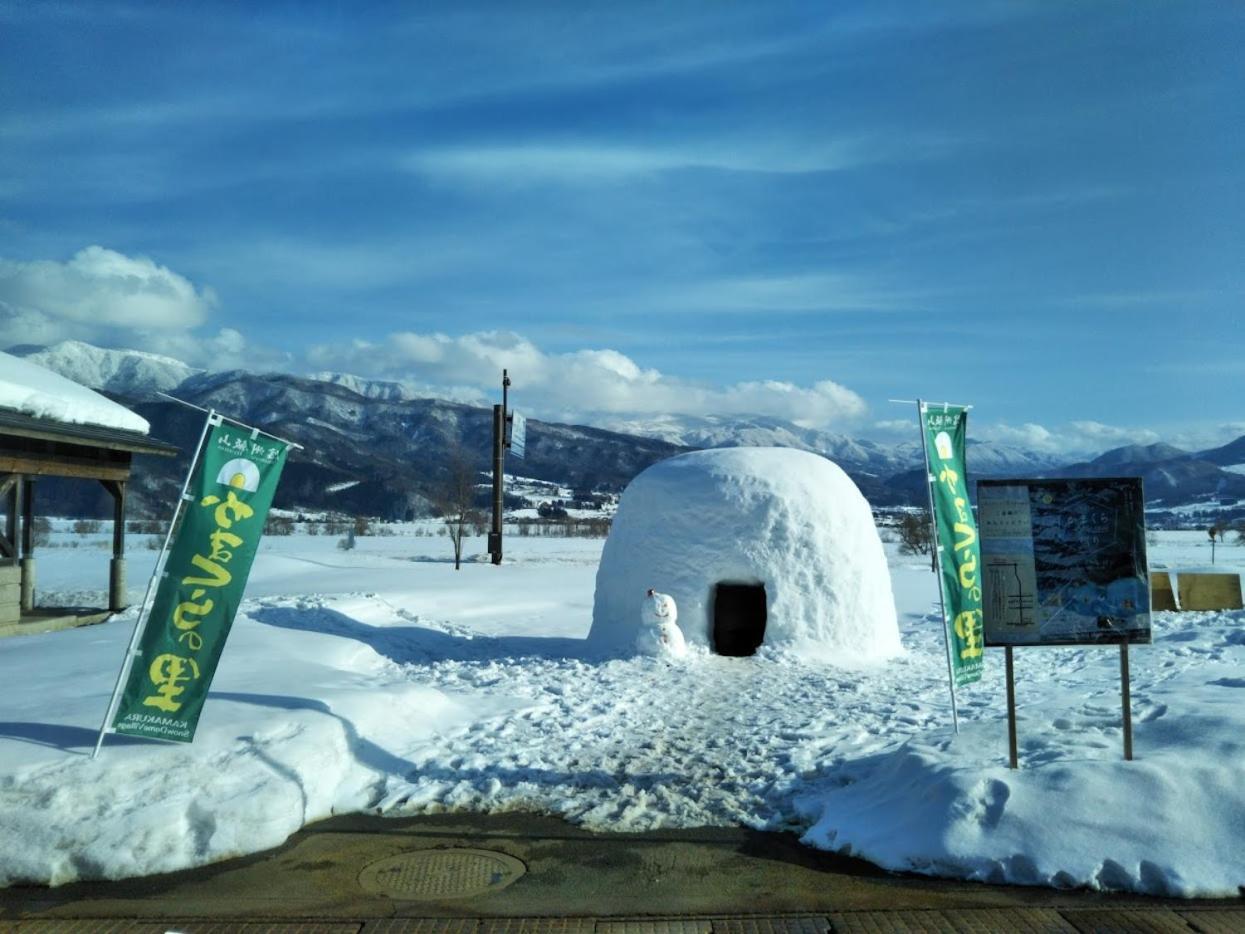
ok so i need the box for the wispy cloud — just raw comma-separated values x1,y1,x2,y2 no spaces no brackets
658,273,922,314
1060,290,1223,310
404,137,891,182
974,420,1165,458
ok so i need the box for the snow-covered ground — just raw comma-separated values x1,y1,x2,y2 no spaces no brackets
1,526,1243,896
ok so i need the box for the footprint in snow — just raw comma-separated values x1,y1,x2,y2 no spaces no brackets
1207,677,1245,688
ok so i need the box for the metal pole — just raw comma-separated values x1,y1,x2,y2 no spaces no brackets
490,404,504,565
1120,642,1134,761
92,410,218,760
1006,646,1018,769
916,399,960,735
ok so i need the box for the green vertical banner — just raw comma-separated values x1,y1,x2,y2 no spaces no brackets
112,419,289,742
921,405,984,687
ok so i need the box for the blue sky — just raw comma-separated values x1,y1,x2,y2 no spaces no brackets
1,2,1242,454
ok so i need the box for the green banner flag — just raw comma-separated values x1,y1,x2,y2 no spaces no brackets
112,419,289,742
921,404,984,687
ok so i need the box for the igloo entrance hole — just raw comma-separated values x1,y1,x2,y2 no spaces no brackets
712,582,767,656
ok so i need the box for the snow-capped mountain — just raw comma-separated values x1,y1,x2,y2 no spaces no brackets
965,441,1068,475
599,413,920,473
308,372,484,406
599,413,1065,478
6,340,201,399
10,339,1245,516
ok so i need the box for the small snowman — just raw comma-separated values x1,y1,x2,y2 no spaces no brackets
636,588,687,658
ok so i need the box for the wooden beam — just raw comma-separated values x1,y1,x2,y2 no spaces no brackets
0,454,130,482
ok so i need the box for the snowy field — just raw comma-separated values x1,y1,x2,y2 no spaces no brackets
1,526,1243,897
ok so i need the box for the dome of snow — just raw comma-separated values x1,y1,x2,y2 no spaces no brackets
589,447,899,662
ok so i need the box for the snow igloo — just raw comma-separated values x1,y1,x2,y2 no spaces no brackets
589,447,900,662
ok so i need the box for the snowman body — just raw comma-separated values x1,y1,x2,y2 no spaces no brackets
636,589,687,658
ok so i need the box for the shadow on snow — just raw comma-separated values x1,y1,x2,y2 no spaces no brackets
249,604,600,665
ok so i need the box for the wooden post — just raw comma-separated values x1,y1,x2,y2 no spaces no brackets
1006,646,1018,769
19,478,34,611
1120,642,1134,761
101,479,127,612
1,475,15,562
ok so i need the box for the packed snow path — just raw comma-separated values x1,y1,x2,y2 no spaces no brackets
373,618,930,831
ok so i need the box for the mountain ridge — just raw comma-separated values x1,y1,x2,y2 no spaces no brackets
7,340,1245,519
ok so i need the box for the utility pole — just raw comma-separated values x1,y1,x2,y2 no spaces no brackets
489,369,511,565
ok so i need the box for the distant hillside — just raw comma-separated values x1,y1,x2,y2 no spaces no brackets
1051,444,1245,506
11,340,1245,519
110,371,690,519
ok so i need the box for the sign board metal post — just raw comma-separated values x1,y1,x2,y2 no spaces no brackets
1121,643,1133,761
1005,646,1018,769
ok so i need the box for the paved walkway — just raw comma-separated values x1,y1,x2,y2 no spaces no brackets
2,813,1241,932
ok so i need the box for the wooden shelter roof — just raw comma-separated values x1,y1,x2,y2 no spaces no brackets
0,408,178,458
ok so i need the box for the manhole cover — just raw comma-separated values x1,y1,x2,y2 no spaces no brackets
358,847,527,900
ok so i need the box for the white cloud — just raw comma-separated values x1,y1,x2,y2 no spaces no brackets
0,246,215,330
0,247,294,373
873,418,917,435
1069,420,1160,447
975,420,1169,458
307,329,867,430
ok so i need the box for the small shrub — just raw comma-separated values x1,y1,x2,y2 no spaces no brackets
265,515,295,536
353,515,372,536
897,511,933,556
32,516,52,547
72,518,103,535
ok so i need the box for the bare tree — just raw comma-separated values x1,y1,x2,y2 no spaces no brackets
435,443,485,570
897,509,934,556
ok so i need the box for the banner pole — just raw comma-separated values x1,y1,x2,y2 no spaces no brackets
91,410,218,760
916,398,960,735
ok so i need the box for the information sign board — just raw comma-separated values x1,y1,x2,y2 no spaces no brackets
979,477,1150,646
507,411,526,459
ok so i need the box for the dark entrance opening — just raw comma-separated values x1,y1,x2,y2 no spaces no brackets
712,582,767,657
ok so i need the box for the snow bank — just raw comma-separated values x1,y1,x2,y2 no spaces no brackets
0,349,149,434
589,447,899,662
797,731,1245,897
796,605,1245,897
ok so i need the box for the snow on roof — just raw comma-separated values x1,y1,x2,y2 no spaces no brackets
0,349,149,435
590,447,900,661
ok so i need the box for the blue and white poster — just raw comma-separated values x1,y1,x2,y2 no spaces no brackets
978,477,1151,646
